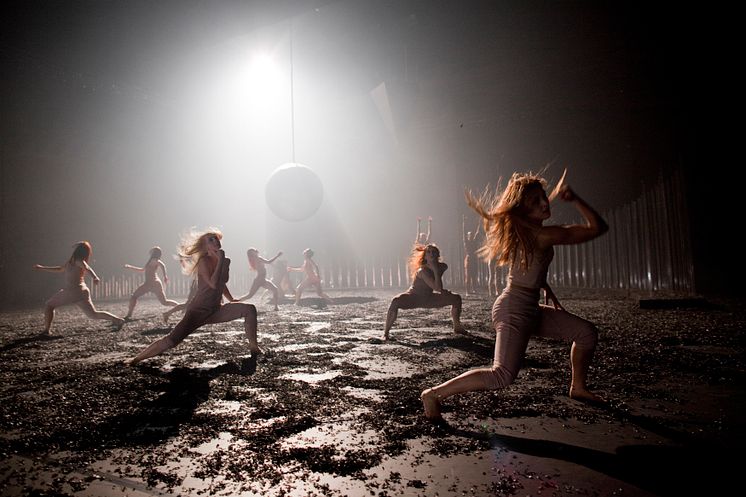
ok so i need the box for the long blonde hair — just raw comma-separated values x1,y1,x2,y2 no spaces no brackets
176,228,223,275
466,172,547,269
408,243,440,280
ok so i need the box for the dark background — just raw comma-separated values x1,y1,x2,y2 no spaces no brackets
0,0,738,307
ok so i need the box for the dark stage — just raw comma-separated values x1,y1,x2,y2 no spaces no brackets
0,289,742,496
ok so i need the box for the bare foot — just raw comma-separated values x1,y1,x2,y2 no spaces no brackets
162,312,170,324
112,318,126,331
569,386,605,404
421,388,443,422
248,344,263,356
454,324,468,335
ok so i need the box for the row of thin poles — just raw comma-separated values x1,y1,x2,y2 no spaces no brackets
91,171,694,300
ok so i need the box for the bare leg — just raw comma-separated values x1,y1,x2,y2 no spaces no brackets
204,303,261,354
295,280,309,305
448,293,466,334
129,336,176,366
314,283,333,303
126,284,151,319
262,280,280,310
421,368,498,421
77,300,125,328
383,298,400,340
154,281,179,307
44,305,55,335
569,344,604,403
163,302,186,323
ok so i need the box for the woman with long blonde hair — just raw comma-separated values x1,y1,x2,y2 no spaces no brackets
421,171,608,421
128,229,260,365
383,243,465,341
34,241,125,334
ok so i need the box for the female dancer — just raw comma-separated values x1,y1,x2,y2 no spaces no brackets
384,243,465,340
128,229,260,365
462,214,481,295
123,246,179,319
421,171,608,421
33,241,125,334
237,248,283,310
291,248,332,305
415,216,432,245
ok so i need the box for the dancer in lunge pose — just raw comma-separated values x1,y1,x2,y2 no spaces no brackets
123,246,179,319
421,171,608,422
383,243,465,341
237,248,283,310
290,248,332,305
34,241,125,334
128,229,260,365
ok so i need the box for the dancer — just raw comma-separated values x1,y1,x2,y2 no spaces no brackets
271,258,293,297
128,229,260,365
237,248,283,311
415,216,432,245
421,171,608,422
33,241,125,334
123,246,179,319
291,248,332,305
462,214,481,295
384,243,465,340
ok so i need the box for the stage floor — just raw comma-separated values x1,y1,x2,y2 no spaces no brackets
1,289,743,496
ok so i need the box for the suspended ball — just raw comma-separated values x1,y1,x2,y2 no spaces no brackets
265,163,324,222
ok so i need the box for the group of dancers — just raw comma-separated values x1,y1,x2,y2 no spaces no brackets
33,170,608,421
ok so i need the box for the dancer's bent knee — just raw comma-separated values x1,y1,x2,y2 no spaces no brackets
484,364,517,390
574,324,598,350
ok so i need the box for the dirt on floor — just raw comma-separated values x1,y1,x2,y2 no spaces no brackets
0,288,743,497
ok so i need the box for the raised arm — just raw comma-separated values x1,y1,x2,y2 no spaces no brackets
462,214,466,242
415,217,422,243
426,217,432,244
33,264,64,273
539,186,608,247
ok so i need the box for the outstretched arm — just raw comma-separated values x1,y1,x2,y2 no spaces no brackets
265,251,283,264
462,214,466,242
33,264,64,273
124,264,145,272
539,186,608,247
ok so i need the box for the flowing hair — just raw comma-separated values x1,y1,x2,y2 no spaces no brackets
175,228,223,275
408,243,439,281
69,241,92,264
465,172,548,269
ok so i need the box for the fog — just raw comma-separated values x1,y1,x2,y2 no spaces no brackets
1,1,729,306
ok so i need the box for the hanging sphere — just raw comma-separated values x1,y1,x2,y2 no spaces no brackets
265,163,324,222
